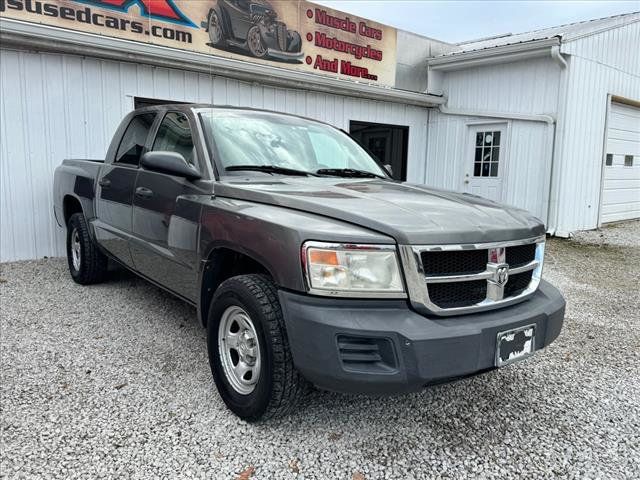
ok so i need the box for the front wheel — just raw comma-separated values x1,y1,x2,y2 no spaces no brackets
207,274,306,421
66,212,108,285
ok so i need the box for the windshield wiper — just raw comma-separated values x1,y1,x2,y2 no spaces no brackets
225,165,317,176
316,168,385,179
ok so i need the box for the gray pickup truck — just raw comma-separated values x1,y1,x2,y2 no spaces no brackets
54,104,565,421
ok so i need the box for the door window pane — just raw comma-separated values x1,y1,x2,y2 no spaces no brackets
473,130,501,177
153,112,196,166
115,113,156,166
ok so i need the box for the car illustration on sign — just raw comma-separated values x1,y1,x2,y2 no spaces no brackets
202,0,303,62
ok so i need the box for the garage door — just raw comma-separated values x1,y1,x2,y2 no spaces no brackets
601,101,640,223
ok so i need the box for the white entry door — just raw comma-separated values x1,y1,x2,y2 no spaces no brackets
463,124,507,202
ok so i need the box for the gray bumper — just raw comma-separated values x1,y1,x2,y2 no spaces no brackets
279,280,565,394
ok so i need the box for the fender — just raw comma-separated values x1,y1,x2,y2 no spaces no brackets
197,242,278,326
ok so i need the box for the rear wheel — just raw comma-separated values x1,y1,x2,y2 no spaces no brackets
207,9,226,47
66,212,108,285
207,274,306,421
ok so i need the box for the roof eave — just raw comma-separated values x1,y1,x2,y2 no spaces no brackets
428,37,561,71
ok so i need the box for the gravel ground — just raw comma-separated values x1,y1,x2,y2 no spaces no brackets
1,223,639,479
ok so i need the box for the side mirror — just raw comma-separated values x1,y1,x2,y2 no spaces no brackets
384,164,394,177
140,151,201,180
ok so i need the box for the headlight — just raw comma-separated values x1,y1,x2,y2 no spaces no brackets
302,242,405,297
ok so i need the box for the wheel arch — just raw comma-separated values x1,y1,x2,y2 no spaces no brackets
63,194,84,226
198,245,276,327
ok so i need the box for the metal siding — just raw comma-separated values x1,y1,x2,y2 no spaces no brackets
426,111,552,222
552,21,640,234
425,57,560,224
0,49,429,262
442,57,561,113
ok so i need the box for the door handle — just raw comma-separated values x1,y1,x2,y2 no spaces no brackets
98,178,111,188
135,187,153,199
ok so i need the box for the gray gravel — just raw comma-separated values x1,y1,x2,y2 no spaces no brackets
2,223,639,479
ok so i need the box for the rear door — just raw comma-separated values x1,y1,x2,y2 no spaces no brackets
94,112,156,267
130,111,206,301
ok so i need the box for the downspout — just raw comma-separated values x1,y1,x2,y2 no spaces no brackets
547,43,568,235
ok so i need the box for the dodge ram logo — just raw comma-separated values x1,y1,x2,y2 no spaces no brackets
494,265,509,286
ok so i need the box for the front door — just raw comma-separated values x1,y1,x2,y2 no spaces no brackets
130,111,205,301
463,125,506,202
94,112,156,267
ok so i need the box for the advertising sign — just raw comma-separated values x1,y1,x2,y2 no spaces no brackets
0,0,398,87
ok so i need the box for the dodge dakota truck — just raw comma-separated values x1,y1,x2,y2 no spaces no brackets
53,105,565,421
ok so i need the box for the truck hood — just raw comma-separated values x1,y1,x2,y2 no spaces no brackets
215,177,545,244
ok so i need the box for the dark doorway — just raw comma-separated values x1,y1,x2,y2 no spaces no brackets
350,121,409,181
134,97,187,109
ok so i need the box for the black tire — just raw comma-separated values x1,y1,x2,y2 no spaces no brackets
66,212,108,285
207,274,306,421
287,30,302,54
207,9,227,47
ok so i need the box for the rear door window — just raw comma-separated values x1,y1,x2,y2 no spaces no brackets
115,113,156,166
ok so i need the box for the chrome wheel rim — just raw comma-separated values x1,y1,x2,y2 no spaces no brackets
247,27,267,57
71,228,81,271
208,11,222,44
218,306,261,395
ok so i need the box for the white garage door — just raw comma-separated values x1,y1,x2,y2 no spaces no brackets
601,101,640,223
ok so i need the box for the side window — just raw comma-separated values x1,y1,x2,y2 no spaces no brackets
153,112,196,166
605,153,613,166
115,113,156,166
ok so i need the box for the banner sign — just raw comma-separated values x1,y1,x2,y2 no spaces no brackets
0,0,398,87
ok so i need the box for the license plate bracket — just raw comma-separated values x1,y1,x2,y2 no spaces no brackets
495,324,536,367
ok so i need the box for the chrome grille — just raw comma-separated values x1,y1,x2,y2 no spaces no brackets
275,22,287,51
400,236,545,316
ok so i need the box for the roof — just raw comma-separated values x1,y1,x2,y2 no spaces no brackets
438,11,640,58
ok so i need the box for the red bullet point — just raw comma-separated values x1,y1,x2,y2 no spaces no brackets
305,56,312,65
306,9,313,19
306,33,313,42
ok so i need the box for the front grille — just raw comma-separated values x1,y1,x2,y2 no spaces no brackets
421,249,487,276
506,243,537,268
428,279,487,309
504,271,534,297
275,22,287,51
409,238,543,314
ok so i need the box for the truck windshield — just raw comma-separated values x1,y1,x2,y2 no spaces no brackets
199,110,387,178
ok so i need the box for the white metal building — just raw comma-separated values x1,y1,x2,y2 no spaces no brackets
1,7,638,262
425,12,640,236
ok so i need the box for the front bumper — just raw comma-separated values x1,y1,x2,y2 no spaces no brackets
267,48,304,61
279,280,565,394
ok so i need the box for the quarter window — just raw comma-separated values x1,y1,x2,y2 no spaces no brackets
624,155,634,167
474,131,501,177
115,113,156,166
153,112,196,166
605,154,613,166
